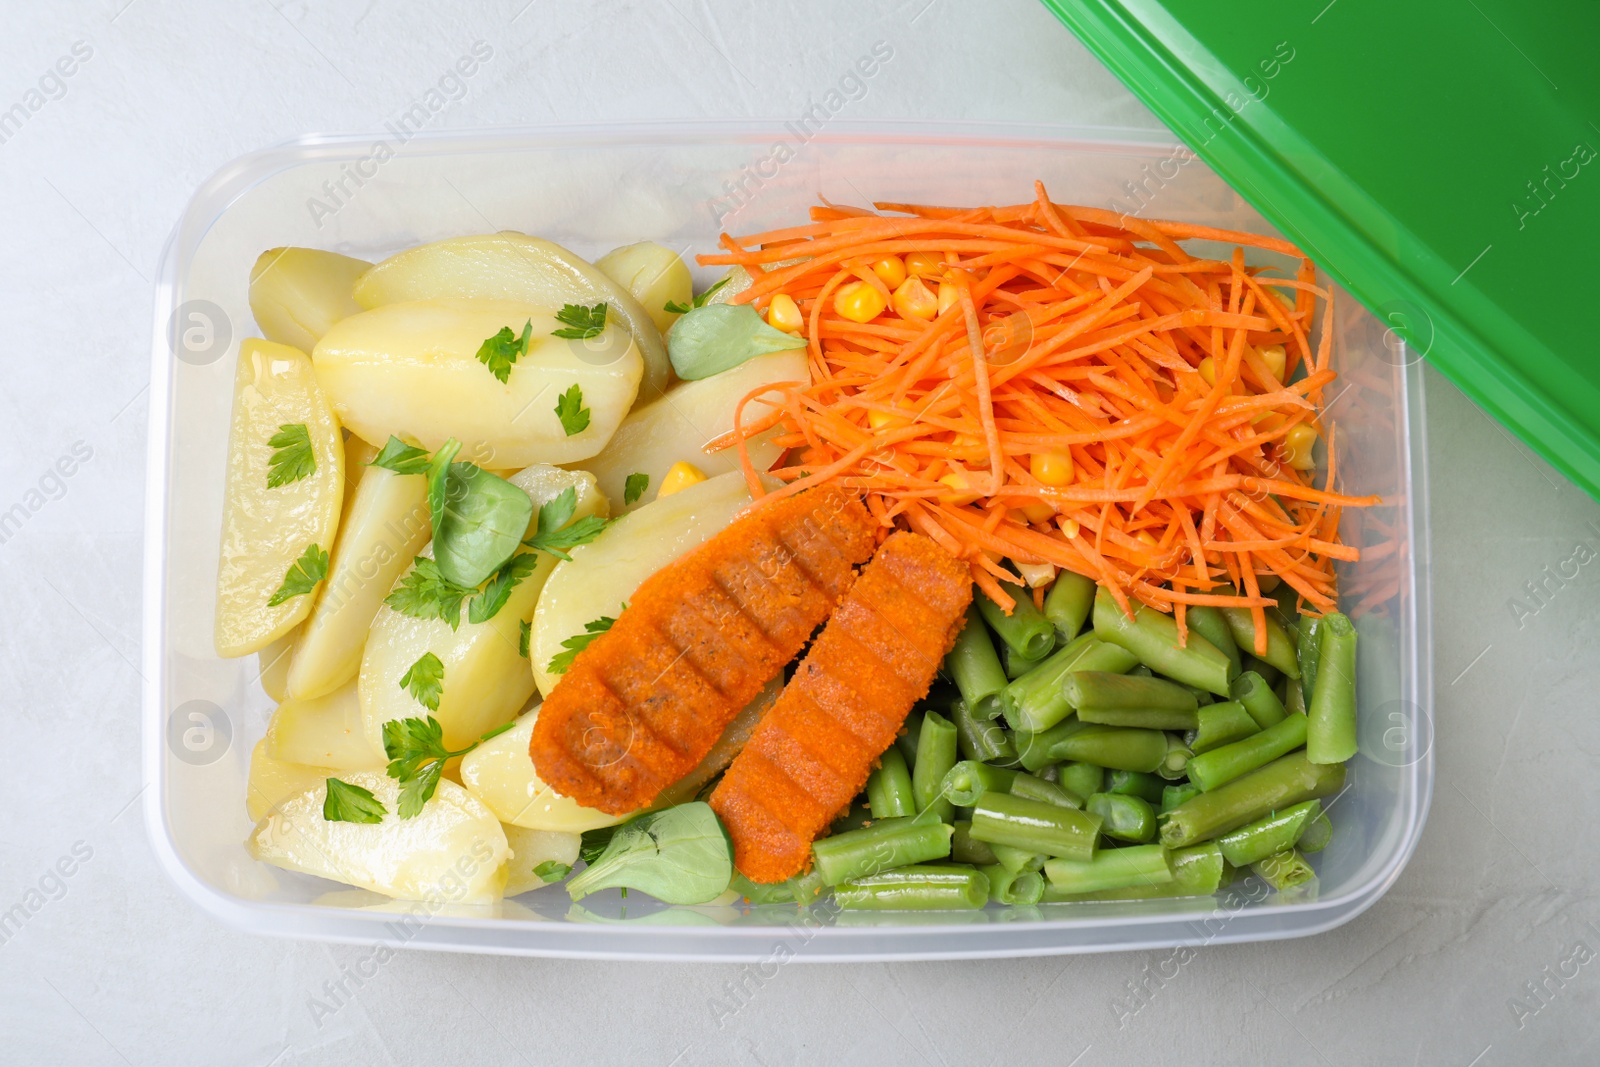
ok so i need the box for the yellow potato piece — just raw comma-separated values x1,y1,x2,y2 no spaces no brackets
358,466,608,755
573,349,806,514
266,680,386,770
313,298,642,469
215,339,345,657
595,241,692,335
459,709,625,833
501,825,581,897
245,739,334,823
249,247,370,352
529,469,751,697
257,628,298,702
248,770,509,902
353,233,672,402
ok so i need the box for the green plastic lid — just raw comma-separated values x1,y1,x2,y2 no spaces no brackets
1041,1,1600,496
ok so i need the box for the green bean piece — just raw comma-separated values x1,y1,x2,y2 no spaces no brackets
1010,772,1082,809
1076,705,1199,731
1104,769,1166,804
950,820,998,865
1034,762,1060,783
1230,671,1288,729
1186,699,1261,754
1298,811,1334,854
1092,589,1234,696
1159,752,1346,847
1129,664,1155,678
1086,792,1157,842
833,864,989,911
1295,613,1324,703
1187,711,1308,792
866,747,916,818
1004,642,1053,679
895,709,924,770
1043,570,1097,640
969,791,1102,861
1157,734,1193,780
1015,720,1169,773
982,863,1046,905
951,698,1017,763
1186,605,1242,678
1271,583,1301,631
1306,612,1358,764
1043,843,1173,894
977,582,1057,660
911,710,959,822
811,811,954,886
1002,633,1139,733
989,842,1047,873
1058,761,1105,802
1241,654,1282,689
947,606,1009,720
1160,783,1201,813
1042,842,1222,901
1215,800,1321,867
1252,849,1316,892
1062,671,1199,713
1220,604,1300,679
940,759,1018,806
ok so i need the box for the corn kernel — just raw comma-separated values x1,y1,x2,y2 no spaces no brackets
868,404,914,431
1198,356,1217,387
1282,424,1319,470
870,255,908,289
1015,561,1057,588
1260,343,1286,383
937,280,959,317
1252,410,1287,432
833,280,887,323
766,293,803,334
657,460,708,498
1135,530,1158,547
1015,501,1056,524
1030,451,1074,487
891,277,939,322
1060,518,1082,539
937,469,979,505
905,252,945,279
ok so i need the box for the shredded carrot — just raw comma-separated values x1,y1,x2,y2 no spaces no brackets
700,184,1379,617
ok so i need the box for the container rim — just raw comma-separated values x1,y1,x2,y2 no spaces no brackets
141,120,1434,960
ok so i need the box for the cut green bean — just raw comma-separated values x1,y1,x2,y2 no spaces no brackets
1042,842,1222,900
1252,849,1316,891
912,710,958,822
1186,605,1243,678
811,811,954,886
982,863,1045,905
1231,671,1288,729
1242,654,1282,689
1221,604,1300,678
978,582,1056,660
1216,800,1321,867
940,760,1018,806
969,791,1102,861
1299,811,1334,854
1104,769,1166,804
1307,612,1358,764
1034,762,1060,783
1062,671,1199,713
1043,570,1097,640
1159,752,1346,847
1295,613,1324,702
1077,705,1199,731
1186,699,1261,754
1157,734,1193,780
833,864,989,910
1010,772,1082,809
947,606,1009,720
1044,843,1172,894
1004,642,1053,679
1058,761,1105,801
989,842,1046,873
895,709,924,770
1087,792,1157,842
950,820,998,865
1160,783,1201,813
1187,711,1308,792
952,698,1017,763
866,746,916,818
1015,720,1168,773
1092,589,1234,696
1002,634,1139,733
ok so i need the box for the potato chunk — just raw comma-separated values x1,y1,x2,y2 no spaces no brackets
249,247,369,352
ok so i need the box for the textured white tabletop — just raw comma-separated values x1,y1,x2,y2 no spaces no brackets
3,1,1597,1063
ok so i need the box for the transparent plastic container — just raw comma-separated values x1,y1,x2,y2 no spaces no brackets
142,122,1433,960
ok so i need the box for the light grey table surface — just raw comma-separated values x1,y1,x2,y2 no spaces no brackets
3,1,1597,1064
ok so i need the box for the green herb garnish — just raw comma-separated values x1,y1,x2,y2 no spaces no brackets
267,543,329,607
623,472,649,506
551,302,607,340
546,611,619,675
467,552,541,625
369,435,431,475
519,619,531,658
427,438,534,589
663,276,730,314
323,777,386,824
266,423,315,488
476,319,533,383
565,803,733,904
554,384,590,437
384,557,477,630
522,485,610,561
398,651,444,712
534,861,573,883
382,715,508,819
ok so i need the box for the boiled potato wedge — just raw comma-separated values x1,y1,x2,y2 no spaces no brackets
352,233,672,402
459,709,625,833
285,459,431,700
245,739,333,823
359,466,607,754
502,825,581,896
257,629,298,702
313,299,641,469
530,469,750,696
215,339,345,657
249,247,370,353
595,241,692,335
574,349,806,514
248,771,509,902
265,680,386,770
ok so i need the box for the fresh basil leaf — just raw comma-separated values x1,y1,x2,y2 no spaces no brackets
565,802,733,904
427,438,535,589
323,778,386,823
468,552,541,625
267,543,329,607
266,423,315,488
666,303,806,381
369,435,432,476
623,472,649,506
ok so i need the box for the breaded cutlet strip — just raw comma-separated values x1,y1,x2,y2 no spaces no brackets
709,531,973,883
530,487,875,815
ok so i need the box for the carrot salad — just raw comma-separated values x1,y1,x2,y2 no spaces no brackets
699,182,1380,654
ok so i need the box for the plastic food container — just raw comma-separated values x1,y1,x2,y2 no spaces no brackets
142,122,1433,960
